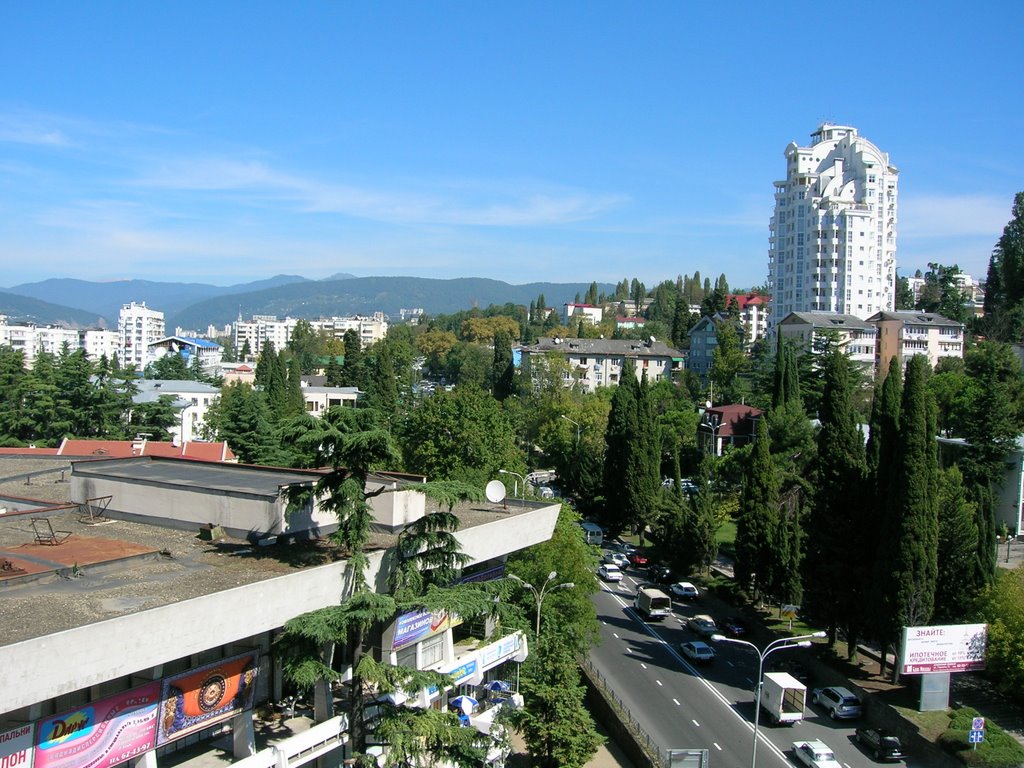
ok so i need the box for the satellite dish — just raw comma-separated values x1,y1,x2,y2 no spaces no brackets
485,480,507,504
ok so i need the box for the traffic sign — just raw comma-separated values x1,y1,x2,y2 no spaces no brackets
969,730,985,744
972,716,986,731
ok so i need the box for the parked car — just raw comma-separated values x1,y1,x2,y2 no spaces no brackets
679,640,716,663
687,614,718,637
721,616,748,637
811,686,862,720
628,551,649,567
670,581,700,600
855,727,905,762
647,564,673,584
792,739,842,768
616,541,637,556
603,552,630,568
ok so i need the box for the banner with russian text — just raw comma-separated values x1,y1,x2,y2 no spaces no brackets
1,723,35,768
34,682,159,768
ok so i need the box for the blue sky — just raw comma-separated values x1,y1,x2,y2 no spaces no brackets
2,1,1022,291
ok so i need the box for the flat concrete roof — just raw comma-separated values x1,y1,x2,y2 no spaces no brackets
0,455,552,648
71,456,324,497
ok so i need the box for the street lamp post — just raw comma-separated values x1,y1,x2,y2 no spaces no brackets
498,469,527,501
560,414,582,446
508,571,575,636
711,631,826,768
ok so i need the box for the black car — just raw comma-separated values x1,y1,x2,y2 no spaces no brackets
855,727,905,762
647,564,673,584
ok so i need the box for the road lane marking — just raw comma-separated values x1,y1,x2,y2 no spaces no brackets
599,589,792,765
640,663,647,669
656,680,663,686
713,743,722,751
673,699,681,706
613,632,620,639
691,719,700,726
626,647,632,653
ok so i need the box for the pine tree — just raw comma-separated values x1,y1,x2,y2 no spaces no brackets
735,420,779,600
984,191,1024,339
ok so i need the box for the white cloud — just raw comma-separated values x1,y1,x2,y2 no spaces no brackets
130,156,622,227
0,116,70,147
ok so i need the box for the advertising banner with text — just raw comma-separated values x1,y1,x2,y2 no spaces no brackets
901,623,987,675
0,723,35,768
34,682,160,768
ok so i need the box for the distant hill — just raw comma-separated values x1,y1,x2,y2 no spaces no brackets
0,291,108,328
170,276,616,330
5,275,310,324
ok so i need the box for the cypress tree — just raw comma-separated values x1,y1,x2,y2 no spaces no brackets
876,355,940,681
735,419,780,600
933,466,979,624
603,360,639,534
802,348,867,649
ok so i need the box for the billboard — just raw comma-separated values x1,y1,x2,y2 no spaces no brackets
0,724,35,768
156,650,259,745
901,623,987,675
34,682,160,768
391,610,453,650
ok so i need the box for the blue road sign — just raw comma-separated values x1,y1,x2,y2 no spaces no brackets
969,730,985,744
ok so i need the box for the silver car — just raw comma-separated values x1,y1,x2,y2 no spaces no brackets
811,686,862,720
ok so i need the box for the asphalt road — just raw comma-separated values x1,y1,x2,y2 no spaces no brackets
590,559,930,768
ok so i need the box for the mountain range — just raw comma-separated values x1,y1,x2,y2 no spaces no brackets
1,275,615,332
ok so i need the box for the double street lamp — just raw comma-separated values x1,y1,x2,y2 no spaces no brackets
498,469,526,501
507,571,575,636
560,414,582,446
710,630,826,768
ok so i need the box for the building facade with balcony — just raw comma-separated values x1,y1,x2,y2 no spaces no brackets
776,311,878,371
119,301,166,371
520,336,684,393
698,404,763,456
868,310,965,372
768,123,898,326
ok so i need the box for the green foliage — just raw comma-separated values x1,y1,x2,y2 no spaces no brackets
400,386,523,487
983,191,1024,341
938,706,1024,767
979,568,1024,704
709,319,748,404
803,348,868,647
933,466,979,623
917,262,970,324
389,506,473,601
513,633,603,768
203,381,278,464
735,420,779,599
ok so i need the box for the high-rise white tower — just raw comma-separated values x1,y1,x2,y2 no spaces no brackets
768,124,898,324
118,301,165,370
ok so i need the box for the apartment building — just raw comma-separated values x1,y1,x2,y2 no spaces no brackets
768,123,898,325
563,303,604,326
119,301,166,370
520,336,683,393
868,310,965,371
776,311,878,370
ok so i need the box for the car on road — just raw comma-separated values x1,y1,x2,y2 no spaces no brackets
647,564,673,584
687,614,718,637
603,552,630,568
855,727,905,762
792,739,842,768
597,564,623,582
616,541,637,556
679,640,716,663
628,551,649,567
669,581,700,600
721,616,748,637
811,686,862,720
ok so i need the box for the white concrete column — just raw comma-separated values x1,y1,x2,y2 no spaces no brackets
129,750,158,768
232,711,256,757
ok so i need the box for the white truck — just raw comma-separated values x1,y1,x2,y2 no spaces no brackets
633,587,672,621
759,671,807,725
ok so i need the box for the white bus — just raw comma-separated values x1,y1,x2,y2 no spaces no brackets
579,521,604,546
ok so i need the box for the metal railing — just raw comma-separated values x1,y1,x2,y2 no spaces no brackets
580,656,670,768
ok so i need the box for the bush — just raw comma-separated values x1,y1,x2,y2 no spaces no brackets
937,707,1024,768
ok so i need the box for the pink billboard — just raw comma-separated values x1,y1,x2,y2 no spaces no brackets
34,682,160,768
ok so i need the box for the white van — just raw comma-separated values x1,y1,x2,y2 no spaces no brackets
579,521,604,546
